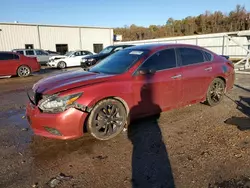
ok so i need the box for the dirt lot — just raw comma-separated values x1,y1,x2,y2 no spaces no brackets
0,68,250,188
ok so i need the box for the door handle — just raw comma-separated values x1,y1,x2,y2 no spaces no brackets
204,67,212,71
171,74,182,79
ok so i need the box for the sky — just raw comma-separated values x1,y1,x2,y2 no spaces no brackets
0,0,250,28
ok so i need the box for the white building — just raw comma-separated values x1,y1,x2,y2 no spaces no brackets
0,22,114,54
115,31,250,59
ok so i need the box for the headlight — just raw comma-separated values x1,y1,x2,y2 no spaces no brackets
88,58,96,62
81,59,87,62
38,93,82,113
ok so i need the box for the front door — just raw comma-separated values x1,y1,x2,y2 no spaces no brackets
70,51,89,66
131,48,182,117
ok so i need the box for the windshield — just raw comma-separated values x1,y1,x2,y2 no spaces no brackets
99,46,114,54
89,49,148,74
65,51,74,56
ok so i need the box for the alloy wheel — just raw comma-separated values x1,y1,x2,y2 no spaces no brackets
58,62,66,69
92,103,126,138
210,80,224,103
18,66,30,77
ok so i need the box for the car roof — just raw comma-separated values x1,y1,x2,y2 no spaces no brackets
109,44,134,48
126,43,204,51
0,51,24,56
0,51,17,54
12,49,44,51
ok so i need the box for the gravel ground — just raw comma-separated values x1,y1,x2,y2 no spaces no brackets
0,69,249,188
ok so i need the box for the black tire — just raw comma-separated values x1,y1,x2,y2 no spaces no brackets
17,65,31,77
206,78,225,106
58,61,66,69
87,99,127,140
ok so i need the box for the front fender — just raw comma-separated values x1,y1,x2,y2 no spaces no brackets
75,81,134,113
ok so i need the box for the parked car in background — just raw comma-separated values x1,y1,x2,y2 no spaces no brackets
80,45,134,68
26,43,235,141
49,50,96,62
12,49,52,65
45,50,60,55
47,50,94,69
0,51,40,77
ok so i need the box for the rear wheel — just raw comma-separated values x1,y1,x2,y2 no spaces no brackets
87,99,127,140
206,78,225,106
17,65,31,77
58,61,66,69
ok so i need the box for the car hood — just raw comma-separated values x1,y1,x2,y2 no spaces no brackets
83,53,109,60
32,70,114,94
49,55,67,60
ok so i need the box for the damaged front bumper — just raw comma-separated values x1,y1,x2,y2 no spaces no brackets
47,62,58,68
26,102,89,139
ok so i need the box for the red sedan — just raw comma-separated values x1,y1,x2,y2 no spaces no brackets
0,51,40,77
26,44,235,140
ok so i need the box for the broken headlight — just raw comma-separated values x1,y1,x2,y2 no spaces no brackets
38,93,82,113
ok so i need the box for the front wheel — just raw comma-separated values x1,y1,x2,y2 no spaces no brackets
206,78,225,106
87,99,127,140
58,61,66,69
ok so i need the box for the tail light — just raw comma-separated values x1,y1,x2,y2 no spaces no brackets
227,60,234,69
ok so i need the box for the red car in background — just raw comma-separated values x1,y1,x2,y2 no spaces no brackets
26,44,235,141
0,51,40,77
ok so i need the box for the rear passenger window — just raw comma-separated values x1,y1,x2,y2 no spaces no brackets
74,51,81,56
140,48,177,71
204,51,213,61
26,50,35,55
16,51,24,55
179,48,205,66
13,54,19,59
0,53,15,60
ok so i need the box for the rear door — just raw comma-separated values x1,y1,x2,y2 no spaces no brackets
132,48,182,116
0,53,19,76
177,47,215,105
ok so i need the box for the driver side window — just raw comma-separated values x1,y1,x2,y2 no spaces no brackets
140,48,177,71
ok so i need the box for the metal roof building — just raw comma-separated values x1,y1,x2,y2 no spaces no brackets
0,22,114,54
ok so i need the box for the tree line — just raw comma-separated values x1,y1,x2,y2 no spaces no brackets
114,5,250,41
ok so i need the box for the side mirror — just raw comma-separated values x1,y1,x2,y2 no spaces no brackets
138,69,156,75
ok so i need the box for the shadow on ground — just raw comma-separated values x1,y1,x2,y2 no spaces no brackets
127,73,175,188
225,85,250,131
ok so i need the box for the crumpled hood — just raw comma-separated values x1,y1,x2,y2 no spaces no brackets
49,55,67,60
33,70,114,94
